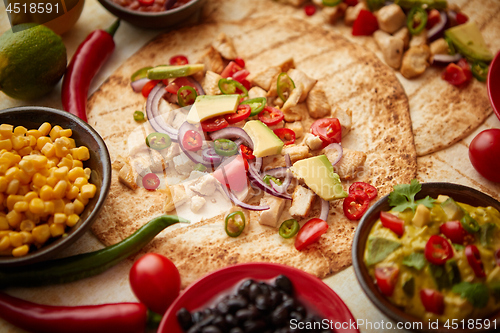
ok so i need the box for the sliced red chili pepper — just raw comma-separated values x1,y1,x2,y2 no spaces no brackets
273,128,296,145
295,218,329,251
141,80,160,98
380,211,405,237
201,116,229,132
420,289,444,315
169,55,189,66
239,145,255,160
424,235,453,265
349,182,377,200
456,12,469,25
304,4,316,16
165,77,200,95
234,57,245,68
142,173,160,190
232,69,250,83
440,221,468,244
352,10,379,36
310,118,342,147
375,266,399,297
344,0,358,5
241,79,252,91
343,190,369,221
258,106,284,126
426,9,441,29
457,58,473,82
221,61,244,79
182,130,203,151
442,63,468,86
224,104,251,124
465,244,486,278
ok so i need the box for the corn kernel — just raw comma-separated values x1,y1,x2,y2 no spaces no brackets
6,179,20,195
47,216,54,225
73,199,85,215
11,135,28,150
20,231,33,244
17,170,32,185
5,166,19,182
68,167,85,182
28,135,37,147
19,159,35,174
2,151,20,163
0,216,8,230
18,146,32,156
6,210,22,228
81,184,96,199
60,128,73,137
43,201,55,214
9,232,23,247
53,213,67,224
0,124,13,138
6,195,24,211
47,176,58,188
18,185,29,196
76,194,89,206
32,224,50,244
49,125,62,140
54,138,70,158
24,191,38,202
0,177,7,192
84,168,91,179
13,201,29,213
41,143,56,158
39,185,54,201
54,166,69,179
53,180,68,199
49,223,65,237
68,138,76,149
0,139,12,151
46,157,58,169
12,244,29,257
14,126,27,136
53,199,65,213
0,157,10,174
57,157,73,169
27,155,48,169
38,122,51,136
64,203,74,216
37,136,51,150
72,160,83,169
74,177,88,188
20,220,35,232
66,186,79,200
75,146,90,161
29,198,45,214
66,214,80,227
32,173,47,188
0,236,10,251
26,129,42,139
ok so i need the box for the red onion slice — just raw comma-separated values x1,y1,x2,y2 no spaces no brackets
210,127,254,150
202,147,222,165
221,168,269,211
428,11,448,42
253,157,263,172
131,78,149,93
146,83,179,141
324,143,343,166
263,167,289,178
432,53,462,66
248,164,292,200
319,198,329,222
285,154,291,168
178,121,213,167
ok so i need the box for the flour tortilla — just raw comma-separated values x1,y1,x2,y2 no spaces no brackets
87,17,416,287
201,0,499,157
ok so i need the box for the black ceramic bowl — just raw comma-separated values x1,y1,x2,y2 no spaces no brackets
0,106,111,267
353,182,500,333
97,0,206,29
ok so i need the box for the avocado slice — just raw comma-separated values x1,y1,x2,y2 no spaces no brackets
365,236,401,266
242,120,284,158
186,94,240,123
291,155,347,201
402,276,415,297
147,64,205,80
445,22,494,62
429,260,461,290
440,197,464,221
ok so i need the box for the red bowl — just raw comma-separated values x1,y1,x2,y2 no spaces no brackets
159,262,359,333
488,50,500,121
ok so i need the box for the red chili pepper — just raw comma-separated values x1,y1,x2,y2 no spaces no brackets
349,182,377,200
456,12,469,25
304,4,316,16
465,244,486,278
343,190,369,220
273,127,296,145
234,57,245,68
420,289,444,315
0,291,147,333
62,20,120,122
424,235,453,265
352,10,379,36
239,144,255,160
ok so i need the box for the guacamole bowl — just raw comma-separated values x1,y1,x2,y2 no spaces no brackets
352,182,500,332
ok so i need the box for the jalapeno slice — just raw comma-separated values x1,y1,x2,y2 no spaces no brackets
471,61,489,82
218,78,248,98
241,97,267,117
460,214,480,234
407,7,428,35
177,86,198,107
146,132,172,150
193,163,207,172
134,111,145,122
225,211,245,237
131,66,153,81
277,72,295,102
322,0,342,6
279,219,300,239
214,139,238,156
263,175,282,186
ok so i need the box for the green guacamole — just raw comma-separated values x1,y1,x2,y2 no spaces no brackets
365,194,500,322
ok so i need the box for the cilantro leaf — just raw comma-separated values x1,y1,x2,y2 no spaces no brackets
402,253,426,270
452,282,489,308
388,179,424,212
416,196,436,210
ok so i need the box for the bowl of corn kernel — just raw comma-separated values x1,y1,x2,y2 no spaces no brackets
0,106,111,267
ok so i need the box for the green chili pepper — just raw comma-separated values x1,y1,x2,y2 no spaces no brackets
214,139,238,156
193,163,207,172
177,86,197,107
0,215,188,288
366,0,385,11
241,97,267,117
407,7,428,35
395,0,447,10
444,36,456,55
279,219,300,239
460,214,480,234
131,67,153,81
225,211,245,237
218,78,248,98
133,111,145,122
263,175,282,186
146,132,172,150
277,72,295,102
322,0,342,6
471,61,489,82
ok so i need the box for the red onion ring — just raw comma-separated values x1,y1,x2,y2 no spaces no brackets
210,127,254,150
263,167,289,178
324,143,343,166
253,157,263,172
146,83,179,141
202,147,222,165
248,164,292,200
432,53,462,66
184,76,205,96
221,168,269,211
428,11,448,42
131,78,149,93
319,198,329,222
178,122,213,167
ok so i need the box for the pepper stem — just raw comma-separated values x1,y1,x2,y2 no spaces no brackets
146,310,163,329
105,19,120,37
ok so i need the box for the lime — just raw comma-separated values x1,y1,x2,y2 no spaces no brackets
0,23,67,100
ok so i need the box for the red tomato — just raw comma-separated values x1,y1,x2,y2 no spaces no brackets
352,10,379,36
457,58,472,82
425,235,453,265
241,79,252,91
234,57,245,68
232,69,250,83
165,77,200,95
375,266,399,297
295,218,329,251
221,61,244,79
380,211,405,237
426,9,441,29
138,0,153,5
349,182,377,200
420,289,444,315
343,190,370,221
465,244,486,278
142,173,160,190
129,253,180,315
239,145,255,160
224,104,251,124
258,106,284,126
441,63,468,86
182,130,203,151
304,4,316,16
169,55,189,66
213,155,248,192
273,128,296,145
469,129,500,183
440,221,468,244
311,118,342,147
456,12,469,25
344,0,358,6
201,116,229,132
141,80,160,98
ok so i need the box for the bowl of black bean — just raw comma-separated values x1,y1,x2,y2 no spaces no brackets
159,262,359,333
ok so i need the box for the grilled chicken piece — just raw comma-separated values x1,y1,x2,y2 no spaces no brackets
131,149,167,176
275,0,307,7
303,133,323,151
400,45,431,79
251,66,281,91
164,184,188,212
331,107,352,138
289,185,316,218
393,27,410,49
213,33,238,60
287,69,317,102
284,102,308,122
306,83,331,119
282,83,303,113
345,2,368,26
202,71,223,95
191,196,206,213
248,86,267,99
173,153,196,175
322,2,348,24
258,193,286,228
430,38,450,56
189,174,218,196
374,30,405,69
324,147,366,180
163,143,180,161
277,58,295,73
376,4,406,34
409,29,427,48
285,121,304,138
196,46,225,75
282,144,311,163
118,161,138,190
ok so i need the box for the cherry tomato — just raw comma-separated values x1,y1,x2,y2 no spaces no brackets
201,116,229,132
424,235,453,265
352,10,379,36
295,218,329,251
457,58,472,82
165,77,200,95
239,145,255,160
420,289,444,315
141,80,160,98
343,190,369,221
258,106,284,126
426,9,441,29
138,0,153,5
221,61,244,79
224,104,251,124
241,79,252,91
441,63,469,86
469,129,500,183
142,173,160,190
311,118,342,147
182,130,203,151
232,69,250,83
304,4,316,16
344,0,358,6
234,57,245,68
169,55,189,66
213,155,249,192
440,221,468,244
349,182,377,200
273,128,296,145
375,266,399,297
465,244,486,278
129,253,180,315
456,12,469,25
380,211,405,237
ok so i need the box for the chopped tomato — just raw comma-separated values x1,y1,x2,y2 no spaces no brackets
142,173,160,190
273,128,296,145
213,155,248,192
441,63,468,86
138,0,153,5
165,77,200,95
232,69,250,83
456,12,469,25
224,104,251,124
239,145,255,160
420,289,444,315
182,130,203,151
169,55,189,66
221,61,244,79
425,235,453,265
380,211,405,237
439,221,468,244
141,80,160,98
201,116,229,132
465,244,486,278
344,0,358,5
457,58,472,82
426,9,441,29
304,4,316,16
258,106,284,126
375,266,399,297
349,182,377,200
343,190,369,220
234,57,245,68
310,118,342,147
352,10,379,36
241,79,252,91
295,218,329,251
